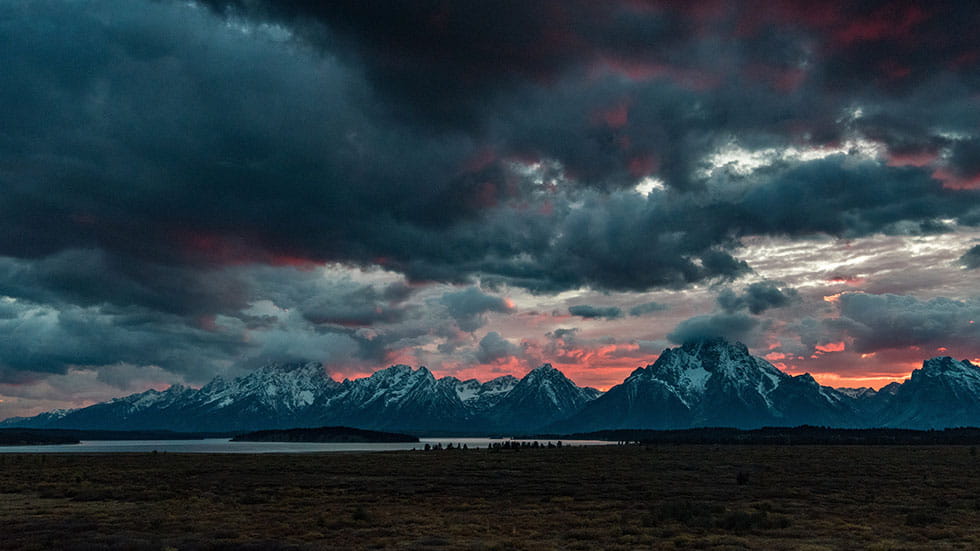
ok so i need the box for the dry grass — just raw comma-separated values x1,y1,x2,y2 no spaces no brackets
1,445,980,549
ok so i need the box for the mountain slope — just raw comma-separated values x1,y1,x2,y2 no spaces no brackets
1,362,597,433
15,385,199,431
552,338,859,431
172,361,342,431
484,364,601,432
877,357,980,429
18,362,343,432
313,365,470,432
7,343,980,432
449,375,519,411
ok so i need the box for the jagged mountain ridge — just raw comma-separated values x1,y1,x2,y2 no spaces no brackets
5,338,980,433
313,365,472,431
479,364,601,431
877,356,980,429
549,338,854,432
1,362,598,433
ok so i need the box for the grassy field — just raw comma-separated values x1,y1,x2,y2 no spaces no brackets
2,445,980,549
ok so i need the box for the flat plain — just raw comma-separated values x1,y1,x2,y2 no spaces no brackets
2,445,980,550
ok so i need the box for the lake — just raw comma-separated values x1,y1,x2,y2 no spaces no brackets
0,437,615,454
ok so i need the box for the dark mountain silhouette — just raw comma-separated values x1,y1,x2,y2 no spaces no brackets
5,338,980,433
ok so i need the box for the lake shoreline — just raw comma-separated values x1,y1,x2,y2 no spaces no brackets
0,436,612,454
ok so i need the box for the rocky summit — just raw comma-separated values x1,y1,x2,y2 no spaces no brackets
5,338,980,433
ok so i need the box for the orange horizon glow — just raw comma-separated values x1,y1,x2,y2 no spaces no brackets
802,372,909,389
307,333,974,394
24,353,948,415
408,358,920,393
90,339,971,398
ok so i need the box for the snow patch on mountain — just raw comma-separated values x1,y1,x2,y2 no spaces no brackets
10,341,980,433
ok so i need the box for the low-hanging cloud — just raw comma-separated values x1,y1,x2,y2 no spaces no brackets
718,281,800,315
475,331,521,364
569,304,623,320
835,293,980,354
960,245,980,270
629,301,670,316
667,313,761,346
439,287,515,332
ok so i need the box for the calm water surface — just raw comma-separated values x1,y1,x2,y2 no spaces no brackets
0,437,614,454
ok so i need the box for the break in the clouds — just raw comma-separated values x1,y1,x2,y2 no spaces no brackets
1,0,979,417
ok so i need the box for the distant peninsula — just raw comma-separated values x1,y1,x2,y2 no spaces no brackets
0,429,80,446
231,426,419,443
0,428,235,445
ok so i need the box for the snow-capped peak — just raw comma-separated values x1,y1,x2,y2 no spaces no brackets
363,365,435,388
448,375,519,410
110,384,193,412
836,386,878,399
199,361,337,411
906,357,980,395
523,363,563,381
917,356,978,377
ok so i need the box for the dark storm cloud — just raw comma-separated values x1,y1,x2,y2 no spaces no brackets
833,293,980,354
1,0,980,394
194,1,598,127
475,331,521,364
194,1,980,115
794,317,849,355
949,140,980,181
0,250,248,317
726,157,975,237
0,0,525,268
195,0,980,189
568,305,623,320
718,281,800,315
667,313,761,345
629,301,670,316
472,189,754,292
2,0,978,304
961,246,980,270
0,299,245,382
296,283,410,327
471,156,975,292
0,254,422,381
439,287,515,332
545,328,579,342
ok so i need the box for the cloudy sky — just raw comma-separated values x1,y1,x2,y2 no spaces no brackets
2,0,979,419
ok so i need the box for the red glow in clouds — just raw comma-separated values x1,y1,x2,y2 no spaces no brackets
815,342,846,353
592,100,630,128
827,275,865,286
628,154,658,178
445,340,657,391
933,168,980,190
460,147,497,173
593,57,721,91
178,230,321,270
886,150,938,167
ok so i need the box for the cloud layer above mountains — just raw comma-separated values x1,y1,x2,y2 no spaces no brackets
1,0,978,417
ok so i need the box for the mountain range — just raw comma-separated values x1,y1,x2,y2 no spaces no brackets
4,338,980,433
